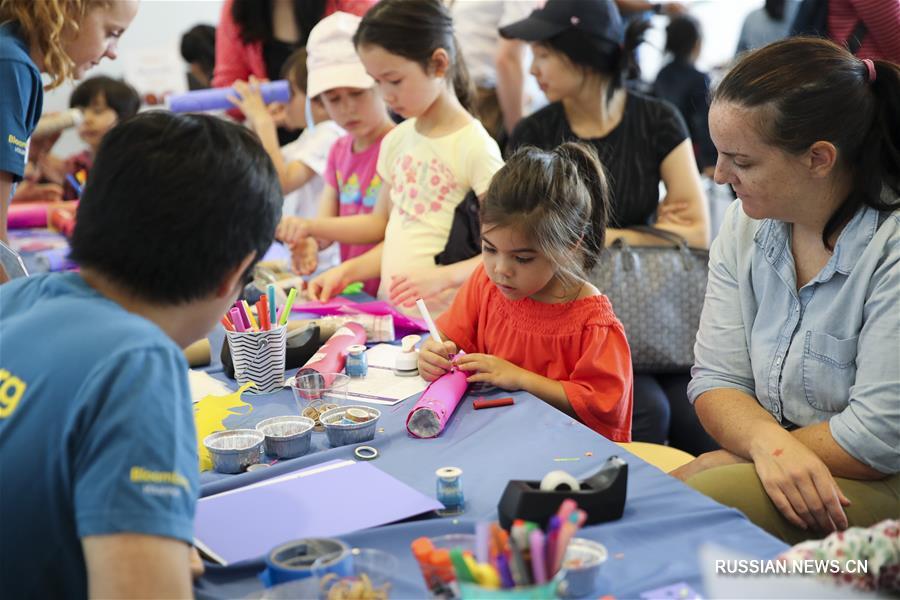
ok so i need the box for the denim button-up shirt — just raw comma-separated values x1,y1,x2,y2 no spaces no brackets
688,200,900,474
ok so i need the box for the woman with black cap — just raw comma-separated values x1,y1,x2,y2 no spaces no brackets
502,0,713,455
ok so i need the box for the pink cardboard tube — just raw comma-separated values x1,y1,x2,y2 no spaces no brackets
297,322,366,381
8,202,51,229
406,362,469,438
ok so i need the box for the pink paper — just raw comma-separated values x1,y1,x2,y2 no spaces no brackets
293,298,426,339
8,203,50,229
406,365,469,438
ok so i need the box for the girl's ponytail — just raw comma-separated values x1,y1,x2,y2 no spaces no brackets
554,142,611,271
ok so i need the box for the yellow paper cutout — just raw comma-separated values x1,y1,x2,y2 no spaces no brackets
194,381,255,471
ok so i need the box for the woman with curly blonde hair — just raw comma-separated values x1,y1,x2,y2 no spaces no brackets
0,0,138,261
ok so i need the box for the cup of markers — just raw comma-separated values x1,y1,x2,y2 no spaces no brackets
411,499,586,599
221,288,298,394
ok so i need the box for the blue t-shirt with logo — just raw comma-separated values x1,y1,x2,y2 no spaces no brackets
0,23,42,184
0,273,199,599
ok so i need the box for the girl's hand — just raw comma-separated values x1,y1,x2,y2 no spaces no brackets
454,353,524,391
389,268,448,308
307,264,351,302
227,77,271,128
290,237,319,275
276,216,311,246
750,432,851,533
670,449,749,481
418,338,458,382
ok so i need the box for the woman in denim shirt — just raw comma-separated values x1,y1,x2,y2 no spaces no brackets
672,38,900,544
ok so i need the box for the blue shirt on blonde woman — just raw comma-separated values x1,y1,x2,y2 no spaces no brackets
688,199,900,475
0,272,198,598
0,22,43,193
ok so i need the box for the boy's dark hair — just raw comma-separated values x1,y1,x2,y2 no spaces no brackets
714,37,900,249
232,0,327,46
69,76,141,121
481,143,611,289
69,112,282,304
281,47,309,95
180,24,216,78
354,0,476,116
665,15,701,63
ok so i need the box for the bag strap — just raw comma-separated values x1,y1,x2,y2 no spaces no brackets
626,225,692,249
847,20,868,55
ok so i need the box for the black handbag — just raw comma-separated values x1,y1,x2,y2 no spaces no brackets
589,226,708,373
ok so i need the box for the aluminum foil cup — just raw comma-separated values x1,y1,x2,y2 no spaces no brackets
320,405,381,447
561,538,607,598
256,416,315,459
203,429,265,474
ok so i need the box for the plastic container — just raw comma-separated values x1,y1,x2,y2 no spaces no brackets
203,429,265,473
320,405,380,447
256,416,315,459
292,372,350,429
561,538,607,598
314,548,397,600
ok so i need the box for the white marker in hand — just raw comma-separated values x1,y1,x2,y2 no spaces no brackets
416,298,443,345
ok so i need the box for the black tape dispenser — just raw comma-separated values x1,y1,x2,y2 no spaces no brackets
497,455,627,530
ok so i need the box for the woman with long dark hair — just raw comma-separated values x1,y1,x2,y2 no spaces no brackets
213,0,376,89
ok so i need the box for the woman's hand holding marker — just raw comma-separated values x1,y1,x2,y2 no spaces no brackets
418,338,458,382
455,353,525,391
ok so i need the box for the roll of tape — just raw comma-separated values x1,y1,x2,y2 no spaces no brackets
354,445,379,460
262,538,351,587
539,470,581,492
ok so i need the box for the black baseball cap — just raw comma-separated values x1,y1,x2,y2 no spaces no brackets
499,0,625,46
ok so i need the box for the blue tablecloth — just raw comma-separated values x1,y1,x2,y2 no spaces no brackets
194,358,788,598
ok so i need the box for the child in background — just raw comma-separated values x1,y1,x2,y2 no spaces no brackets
270,11,395,296
0,0,138,252
419,143,633,441
288,0,503,316
653,15,716,176
228,47,345,274
39,76,140,200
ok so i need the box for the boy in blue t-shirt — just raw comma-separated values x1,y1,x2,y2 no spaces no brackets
0,112,282,598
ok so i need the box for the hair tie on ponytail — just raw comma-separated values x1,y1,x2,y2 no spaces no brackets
863,58,876,82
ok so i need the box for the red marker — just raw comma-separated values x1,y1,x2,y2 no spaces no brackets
220,315,235,332
473,397,515,410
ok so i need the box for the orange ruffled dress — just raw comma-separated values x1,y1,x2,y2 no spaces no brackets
437,265,633,441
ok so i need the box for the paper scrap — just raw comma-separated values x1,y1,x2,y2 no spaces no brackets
188,369,233,403
193,381,254,471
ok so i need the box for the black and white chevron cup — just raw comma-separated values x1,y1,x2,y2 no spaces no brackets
225,324,287,394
